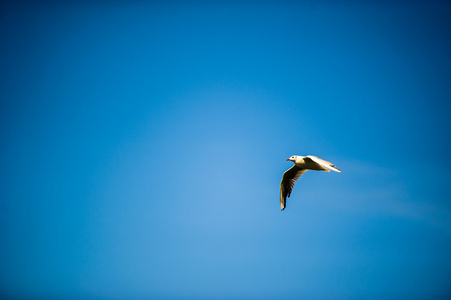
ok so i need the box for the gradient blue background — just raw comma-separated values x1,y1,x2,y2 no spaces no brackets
1,1,451,299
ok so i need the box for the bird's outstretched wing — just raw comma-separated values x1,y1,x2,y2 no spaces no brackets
306,155,342,173
280,165,307,210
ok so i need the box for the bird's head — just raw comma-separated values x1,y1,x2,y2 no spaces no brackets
286,155,297,162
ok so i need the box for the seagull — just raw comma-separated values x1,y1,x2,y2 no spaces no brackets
280,155,341,211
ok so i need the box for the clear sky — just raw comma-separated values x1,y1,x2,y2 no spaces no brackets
1,1,451,299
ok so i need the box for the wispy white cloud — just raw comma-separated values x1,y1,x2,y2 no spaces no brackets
316,158,451,235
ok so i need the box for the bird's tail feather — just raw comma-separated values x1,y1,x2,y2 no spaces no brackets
328,165,342,172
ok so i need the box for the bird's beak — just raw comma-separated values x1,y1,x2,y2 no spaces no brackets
286,158,290,161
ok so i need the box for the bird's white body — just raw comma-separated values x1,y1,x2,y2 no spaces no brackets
293,155,341,172
280,155,341,210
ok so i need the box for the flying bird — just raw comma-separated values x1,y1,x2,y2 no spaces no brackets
280,155,341,211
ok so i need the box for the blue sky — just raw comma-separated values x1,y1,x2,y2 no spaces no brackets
1,1,451,299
